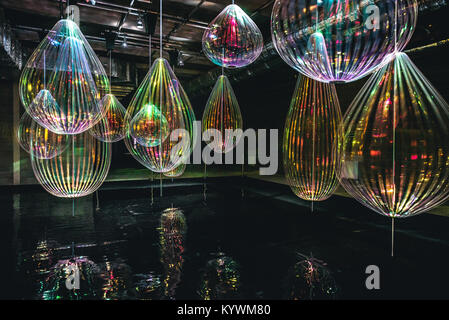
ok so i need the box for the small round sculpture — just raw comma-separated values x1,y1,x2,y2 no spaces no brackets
90,94,127,143
17,111,69,159
203,4,264,68
19,19,109,134
271,0,418,83
339,52,449,217
129,103,169,147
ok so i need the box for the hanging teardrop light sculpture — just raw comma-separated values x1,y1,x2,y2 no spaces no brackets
31,118,112,198
124,58,196,173
339,52,449,218
202,3,264,68
17,111,69,159
202,75,243,153
19,19,109,134
284,75,342,202
90,94,127,143
271,0,418,83
129,103,169,147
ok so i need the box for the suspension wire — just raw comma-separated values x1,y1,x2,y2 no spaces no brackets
159,0,163,197
72,135,75,217
391,0,399,257
43,50,46,89
109,50,112,94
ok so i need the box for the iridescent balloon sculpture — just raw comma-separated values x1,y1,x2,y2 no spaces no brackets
19,19,109,134
284,75,342,202
202,75,243,153
124,58,196,173
90,94,127,143
31,119,111,198
271,0,418,83
17,111,69,159
203,4,264,68
339,52,449,218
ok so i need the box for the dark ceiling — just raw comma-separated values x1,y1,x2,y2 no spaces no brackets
1,0,449,100
0,1,273,80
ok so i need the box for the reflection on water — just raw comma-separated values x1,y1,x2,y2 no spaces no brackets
99,259,132,300
131,273,163,300
159,208,187,300
9,182,449,299
32,240,57,276
284,253,338,300
40,256,99,300
199,252,240,300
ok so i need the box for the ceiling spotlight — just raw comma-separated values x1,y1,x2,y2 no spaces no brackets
137,15,144,30
177,51,185,67
122,35,128,48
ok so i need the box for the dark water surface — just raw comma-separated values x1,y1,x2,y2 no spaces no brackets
1,178,449,300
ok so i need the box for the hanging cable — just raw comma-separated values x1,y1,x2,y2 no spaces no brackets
159,0,163,197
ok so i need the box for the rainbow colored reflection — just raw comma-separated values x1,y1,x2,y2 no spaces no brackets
159,208,186,299
20,19,109,134
17,111,69,159
89,94,127,143
124,58,196,173
31,124,111,198
271,0,417,83
340,52,449,218
202,4,263,68
284,75,342,201
202,75,243,153
199,253,240,300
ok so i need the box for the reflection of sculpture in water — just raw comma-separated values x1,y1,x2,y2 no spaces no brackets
131,273,163,300
39,256,99,300
284,253,338,300
32,240,57,276
199,252,240,300
159,208,187,299
98,259,132,300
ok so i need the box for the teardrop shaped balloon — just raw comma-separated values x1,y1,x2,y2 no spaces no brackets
31,118,111,198
19,19,109,134
163,162,186,178
17,111,69,159
129,103,169,147
284,75,342,201
271,0,418,83
202,4,264,68
124,58,196,173
202,75,243,153
339,52,449,218
90,94,127,143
